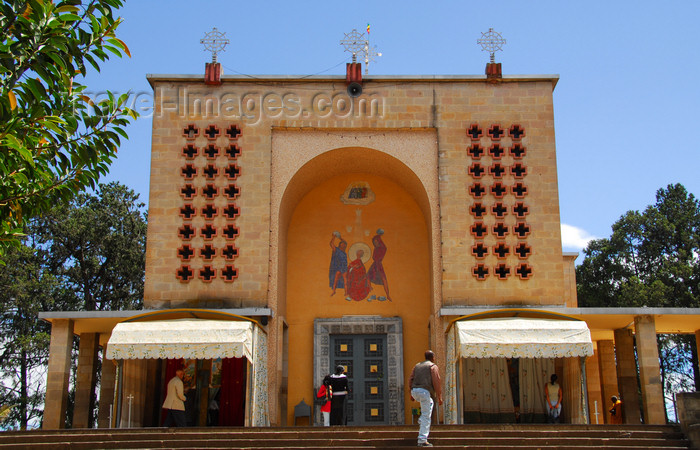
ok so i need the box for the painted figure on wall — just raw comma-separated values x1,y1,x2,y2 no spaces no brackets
367,229,391,301
329,232,348,296
346,249,371,301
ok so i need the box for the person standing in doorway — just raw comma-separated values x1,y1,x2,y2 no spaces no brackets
317,374,333,426
545,373,562,423
609,395,623,424
162,368,187,427
409,350,442,447
329,365,349,425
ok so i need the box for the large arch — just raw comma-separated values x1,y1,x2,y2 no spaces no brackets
268,130,440,425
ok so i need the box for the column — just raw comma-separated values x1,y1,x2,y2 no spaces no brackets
98,358,117,428
597,340,619,424
585,346,604,424
73,333,99,428
614,328,642,424
634,315,665,424
43,319,74,429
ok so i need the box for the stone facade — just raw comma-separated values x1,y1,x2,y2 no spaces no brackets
40,67,700,431
142,72,565,424
144,76,564,310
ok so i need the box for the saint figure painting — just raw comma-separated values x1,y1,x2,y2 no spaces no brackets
329,232,348,296
328,228,391,302
346,249,371,301
367,229,391,301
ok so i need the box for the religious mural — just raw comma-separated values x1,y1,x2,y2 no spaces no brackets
328,182,391,302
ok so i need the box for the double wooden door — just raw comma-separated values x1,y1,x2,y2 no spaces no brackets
330,334,389,426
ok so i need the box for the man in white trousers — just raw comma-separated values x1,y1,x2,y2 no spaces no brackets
408,350,442,447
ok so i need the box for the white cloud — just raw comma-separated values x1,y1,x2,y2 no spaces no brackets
561,223,596,251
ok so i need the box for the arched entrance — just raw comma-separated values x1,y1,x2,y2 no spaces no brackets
275,141,437,425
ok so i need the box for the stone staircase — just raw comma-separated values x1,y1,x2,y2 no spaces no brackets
0,424,691,449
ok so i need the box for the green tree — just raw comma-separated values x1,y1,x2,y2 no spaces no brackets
0,243,57,430
576,183,700,419
0,182,146,429
36,182,147,312
577,184,700,308
0,0,137,260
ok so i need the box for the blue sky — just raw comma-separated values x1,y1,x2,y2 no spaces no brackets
91,0,700,255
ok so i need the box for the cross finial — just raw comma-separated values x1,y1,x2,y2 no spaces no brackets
340,29,366,64
201,27,230,64
477,28,506,63
362,42,382,75
341,28,382,74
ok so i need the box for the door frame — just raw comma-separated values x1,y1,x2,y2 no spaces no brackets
313,316,404,425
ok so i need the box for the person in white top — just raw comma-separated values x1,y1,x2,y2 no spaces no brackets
545,373,562,423
162,368,187,427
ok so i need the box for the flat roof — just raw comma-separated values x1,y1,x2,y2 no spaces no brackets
146,73,560,89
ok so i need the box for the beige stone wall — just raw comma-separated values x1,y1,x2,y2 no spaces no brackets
145,76,563,310
563,254,579,307
145,81,272,307
144,75,564,424
438,81,563,306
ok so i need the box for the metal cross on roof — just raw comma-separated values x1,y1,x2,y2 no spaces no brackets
200,27,230,64
362,42,382,75
341,28,382,74
340,29,366,63
477,28,506,63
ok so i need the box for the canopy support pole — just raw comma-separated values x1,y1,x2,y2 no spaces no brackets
115,360,124,429
580,356,589,424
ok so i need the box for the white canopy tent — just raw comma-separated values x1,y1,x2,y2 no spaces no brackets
104,318,269,427
445,317,594,424
105,319,254,361
455,317,594,359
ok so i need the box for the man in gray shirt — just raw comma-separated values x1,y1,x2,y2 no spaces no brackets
409,350,443,447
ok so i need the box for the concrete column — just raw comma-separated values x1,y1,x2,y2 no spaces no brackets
43,319,74,429
73,333,99,428
634,315,665,424
586,346,603,424
597,340,619,424
97,358,117,428
614,328,642,424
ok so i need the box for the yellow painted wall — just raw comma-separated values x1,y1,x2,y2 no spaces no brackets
286,171,431,425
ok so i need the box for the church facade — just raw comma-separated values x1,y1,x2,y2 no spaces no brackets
40,62,700,429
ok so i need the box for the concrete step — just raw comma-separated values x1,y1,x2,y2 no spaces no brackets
0,424,689,449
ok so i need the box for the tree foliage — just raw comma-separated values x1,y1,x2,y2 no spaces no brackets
0,0,137,260
0,244,57,429
34,182,147,311
0,182,146,429
577,183,700,308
